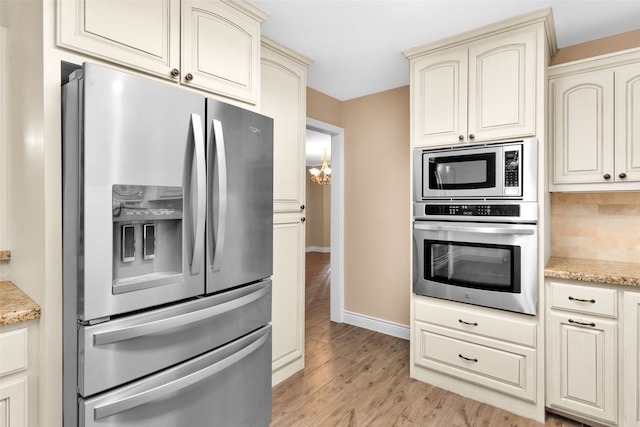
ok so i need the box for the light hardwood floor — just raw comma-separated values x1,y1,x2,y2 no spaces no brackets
271,252,583,427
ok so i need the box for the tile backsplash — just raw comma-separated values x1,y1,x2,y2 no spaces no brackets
551,192,640,263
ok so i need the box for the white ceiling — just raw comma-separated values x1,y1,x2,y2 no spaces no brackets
255,0,640,102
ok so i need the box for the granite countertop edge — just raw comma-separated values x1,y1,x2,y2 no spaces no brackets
0,281,41,326
544,256,640,288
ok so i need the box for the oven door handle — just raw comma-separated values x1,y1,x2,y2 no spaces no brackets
413,222,534,235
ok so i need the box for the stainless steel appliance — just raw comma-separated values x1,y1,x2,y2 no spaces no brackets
413,138,537,201
412,140,538,315
62,63,273,427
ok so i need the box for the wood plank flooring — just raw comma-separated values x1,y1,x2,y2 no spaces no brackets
271,252,584,427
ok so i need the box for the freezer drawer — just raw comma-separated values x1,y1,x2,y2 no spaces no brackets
80,325,272,427
79,280,271,396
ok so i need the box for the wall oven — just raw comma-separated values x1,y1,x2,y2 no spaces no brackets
412,139,538,315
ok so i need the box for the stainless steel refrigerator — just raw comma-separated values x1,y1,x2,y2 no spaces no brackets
62,63,273,427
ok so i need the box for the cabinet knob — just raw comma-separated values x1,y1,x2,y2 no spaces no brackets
301,217,306,223
603,174,611,180
170,68,180,77
619,172,627,179
458,135,464,141
300,204,305,210
468,134,475,139
185,73,194,82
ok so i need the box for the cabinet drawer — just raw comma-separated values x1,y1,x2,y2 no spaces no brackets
414,322,536,402
0,328,28,376
414,298,536,347
549,280,617,317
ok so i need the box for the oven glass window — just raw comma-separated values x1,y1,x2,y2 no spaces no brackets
424,240,520,292
427,153,496,190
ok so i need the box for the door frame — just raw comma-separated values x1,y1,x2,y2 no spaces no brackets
306,118,344,323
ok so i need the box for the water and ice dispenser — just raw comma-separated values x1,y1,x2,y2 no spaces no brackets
112,185,183,294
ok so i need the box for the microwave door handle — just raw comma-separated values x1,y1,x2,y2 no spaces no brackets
208,119,228,272
92,331,269,420
414,223,534,236
190,114,206,275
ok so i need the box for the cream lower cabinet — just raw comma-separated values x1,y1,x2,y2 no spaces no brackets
404,9,549,148
57,0,267,104
625,292,640,427
0,323,36,427
547,279,619,425
260,37,312,385
412,296,542,420
549,48,640,191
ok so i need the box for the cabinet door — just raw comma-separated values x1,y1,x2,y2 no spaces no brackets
615,63,640,183
411,50,468,147
624,292,640,427
57,0,180,80
0,378,27,427
547,312,617,424
550,70,615,185
468,29,536,142
181,0,263,104
271,214,305,386
260,41,309,213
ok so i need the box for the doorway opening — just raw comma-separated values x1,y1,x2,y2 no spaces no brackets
305,118,344,323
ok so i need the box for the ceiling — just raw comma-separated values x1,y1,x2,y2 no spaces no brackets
255,0,640,102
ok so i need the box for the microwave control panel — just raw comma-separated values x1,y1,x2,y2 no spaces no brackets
424,204,521,217
504,150,520,188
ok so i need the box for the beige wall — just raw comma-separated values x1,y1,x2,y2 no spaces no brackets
307,86,411,326
307,87,342,127
305,168,331,249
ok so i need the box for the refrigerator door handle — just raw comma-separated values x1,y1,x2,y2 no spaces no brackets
209,119,228,272
92,331,269,420
92,284,270,346
190,113,206,274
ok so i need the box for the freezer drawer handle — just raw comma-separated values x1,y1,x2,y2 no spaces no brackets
414,222,534,235
93,331,269,420
190,113,206,274
92,285,269,346
209,119,228,272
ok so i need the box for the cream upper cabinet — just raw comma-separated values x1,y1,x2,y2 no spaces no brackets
614,63,640,183
411,50,468,147
57,0,267,104
550,69,615,185
260,37,312,213
468,30,537,143
549,48,640,191
624,291,640,427
181,0,264,104
406,21,542,148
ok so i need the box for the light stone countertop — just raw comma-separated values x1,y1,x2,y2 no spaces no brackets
0,281,41,326
544,256,640,287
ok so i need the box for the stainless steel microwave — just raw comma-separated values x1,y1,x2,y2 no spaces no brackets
413,139,537,202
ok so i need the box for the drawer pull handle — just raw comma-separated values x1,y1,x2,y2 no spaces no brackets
568,296,596,304
458,319,478,326
568,319,596,327
458,354,478,363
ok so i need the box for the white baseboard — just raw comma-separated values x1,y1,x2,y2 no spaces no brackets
305,246,330,253
343,311,410,340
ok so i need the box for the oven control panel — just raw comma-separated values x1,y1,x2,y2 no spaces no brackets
424,204,521,217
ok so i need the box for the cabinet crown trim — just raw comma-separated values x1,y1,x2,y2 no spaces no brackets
549,46,640,77
262,36,314,66
402,7,556,59
223,0,269,22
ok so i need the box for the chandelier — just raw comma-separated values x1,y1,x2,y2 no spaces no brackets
309,148,331,185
